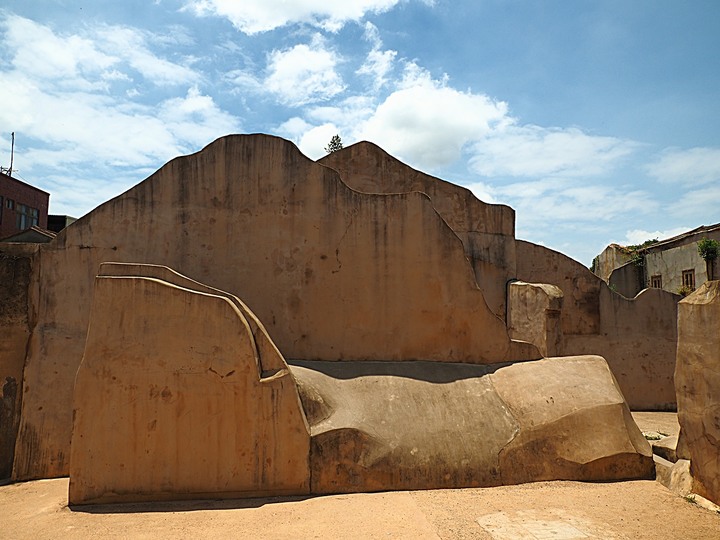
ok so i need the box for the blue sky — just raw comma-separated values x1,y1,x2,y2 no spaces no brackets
1,1,719,265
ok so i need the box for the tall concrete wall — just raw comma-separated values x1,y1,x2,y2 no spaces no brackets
13,134,537,480
319,142,516,319
0,244,37,479
675,280,720,505
514,241,679,410
69,265,310,504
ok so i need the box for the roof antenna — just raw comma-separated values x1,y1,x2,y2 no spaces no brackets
1,132,15,177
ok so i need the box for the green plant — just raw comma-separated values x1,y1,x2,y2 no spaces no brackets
630,251,644,267
678,285,693,297
698,238,719,261
623,238,658,267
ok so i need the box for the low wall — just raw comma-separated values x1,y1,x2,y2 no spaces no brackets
513,241,679,410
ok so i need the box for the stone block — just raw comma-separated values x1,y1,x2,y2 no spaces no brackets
293,355,653,494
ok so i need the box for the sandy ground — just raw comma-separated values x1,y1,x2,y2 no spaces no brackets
631,412,681,438
2,477,719,539
3,413,718,539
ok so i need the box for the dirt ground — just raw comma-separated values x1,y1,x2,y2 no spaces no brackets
2,413,718,539
2,477,719,539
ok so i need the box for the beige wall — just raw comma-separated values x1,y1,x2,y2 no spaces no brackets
514,241,679,410
69,266,310,504
319,142,516,319
675,280,720,505
13,134,537,480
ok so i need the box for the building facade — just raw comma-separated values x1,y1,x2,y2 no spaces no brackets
593,223,720,298
0,172,49,240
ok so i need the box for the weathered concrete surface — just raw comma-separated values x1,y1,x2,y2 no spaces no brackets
507,281,563,357
14,134,537,480
292,355,653,495
68,264,310,504
0,244,38,479
675,280,720,505
319,142,681,411
319,141,516,319
515,241,679,411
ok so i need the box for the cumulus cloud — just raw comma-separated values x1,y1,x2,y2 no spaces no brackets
264,35,345,106
645,146,720,186
0,14,240,216
182,0,416,34
358,64,509,169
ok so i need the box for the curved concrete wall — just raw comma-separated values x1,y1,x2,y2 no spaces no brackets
319,141,516,319
13,134,537,480
69,265,310,504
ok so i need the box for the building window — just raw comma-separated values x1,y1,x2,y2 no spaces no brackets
6,198,14,209
682,269,695,291
650,275,662,289
15,204,39,230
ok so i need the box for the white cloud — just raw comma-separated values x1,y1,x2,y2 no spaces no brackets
0,15,241,218
489,178,658,225
1,15,197,88
645,147,720,186
95,26,197,85
358,64,509,169
469,125,637,178
670,183,720,221
621,227,690,245
264,36,345,106
280,59,637,180
158,86,242,147
356,22,397,91
4,15,117,80
182,0,413,34
298,124,343,159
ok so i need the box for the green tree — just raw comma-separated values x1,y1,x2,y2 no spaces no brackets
325,134,343,153
698,237,719,280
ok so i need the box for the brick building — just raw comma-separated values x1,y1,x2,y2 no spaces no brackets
0,172,49,240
